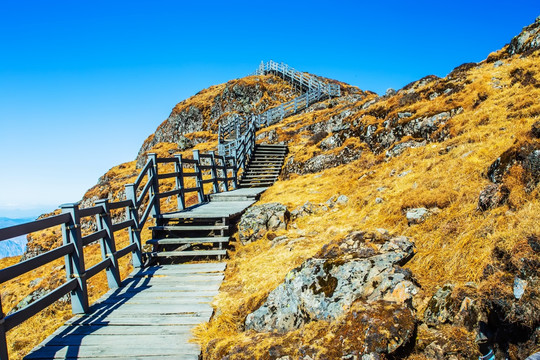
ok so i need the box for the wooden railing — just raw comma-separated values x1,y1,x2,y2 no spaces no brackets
0,150,238,359
218,60,341,168
0,60,339,359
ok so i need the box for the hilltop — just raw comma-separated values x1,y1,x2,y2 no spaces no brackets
2,16,539,360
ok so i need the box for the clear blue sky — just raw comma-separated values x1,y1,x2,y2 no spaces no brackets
0,0,539,218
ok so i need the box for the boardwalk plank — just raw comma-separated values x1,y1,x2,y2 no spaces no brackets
50,325,194,336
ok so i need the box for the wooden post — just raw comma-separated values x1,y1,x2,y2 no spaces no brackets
60,202,89,314
147,153,161,218
231,154,238,190
192,150,205,203
0,300,9,360
95,199,121,288
219,153,229,192
209,151,219,194
124,184,143,268
174,154,186,210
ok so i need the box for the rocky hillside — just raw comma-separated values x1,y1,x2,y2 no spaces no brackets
4,17,540,360
193,18,540,360
135,75,301,167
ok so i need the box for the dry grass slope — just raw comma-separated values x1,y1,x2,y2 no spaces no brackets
194,48,540,359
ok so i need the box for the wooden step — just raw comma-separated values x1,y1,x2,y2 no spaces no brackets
240,181,275,186
147,237,229,245
245,168,281,172
244,171,281,175
149,250,227,257
250,157,284,161
253,151,287,155
243,174,279,178
255,145,287,149
150,225,228,231
250,160,284,164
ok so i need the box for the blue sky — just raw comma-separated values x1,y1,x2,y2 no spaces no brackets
0,1,539,218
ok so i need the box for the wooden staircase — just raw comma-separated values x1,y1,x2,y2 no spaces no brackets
239,144,288,188
146,188,268,263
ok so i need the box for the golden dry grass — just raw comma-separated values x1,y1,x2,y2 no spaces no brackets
194,52,540,358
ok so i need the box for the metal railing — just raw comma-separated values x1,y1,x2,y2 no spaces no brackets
218,60,341,175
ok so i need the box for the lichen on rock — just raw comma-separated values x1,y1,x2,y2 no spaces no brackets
238,202,290,244
245,230,418,334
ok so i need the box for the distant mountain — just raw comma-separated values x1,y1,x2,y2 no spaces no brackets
0,217,35,258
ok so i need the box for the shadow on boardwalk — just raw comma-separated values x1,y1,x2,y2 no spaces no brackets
25,263,225,360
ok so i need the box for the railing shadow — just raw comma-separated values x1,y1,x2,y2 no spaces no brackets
25,266,161,359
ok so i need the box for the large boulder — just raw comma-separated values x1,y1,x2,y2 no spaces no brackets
245,230,417,333
238,203,290,244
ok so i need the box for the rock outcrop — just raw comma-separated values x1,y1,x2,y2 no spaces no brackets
245,230,417,334
238,203,290,244
136,75,299,167
508,16,540,55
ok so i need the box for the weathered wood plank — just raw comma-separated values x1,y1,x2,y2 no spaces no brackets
151,250,227,257
67,314,211,326
50,324,195,336
25,342,200,358
97,296,214,305
96,284,221,296
37,334,198,347
131,263,226,273
85,303,213,314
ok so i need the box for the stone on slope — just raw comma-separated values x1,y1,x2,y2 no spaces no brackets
238,203,290,244
245,230,417,333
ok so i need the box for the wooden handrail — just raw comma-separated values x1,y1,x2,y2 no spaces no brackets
0,61,320,359
0,213,71,242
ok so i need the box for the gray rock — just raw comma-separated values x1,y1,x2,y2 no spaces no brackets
493,60,504,68
508,18,540,55
320,134,343,150
245,232,417,333
238,203,290,244
336,195,349,205
406,207,430,225
326,194,349,208
398,170,411,177
513,277,527,299
397,112,412,119
386,140,426,158
291,201,319,219
176,135,193,151
283,146,362,177
385,88,396,97
29,278,42,287
424,283,456,326
375,197,383,204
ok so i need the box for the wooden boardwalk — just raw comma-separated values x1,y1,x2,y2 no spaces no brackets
25,263,225,359
24,189,272,359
